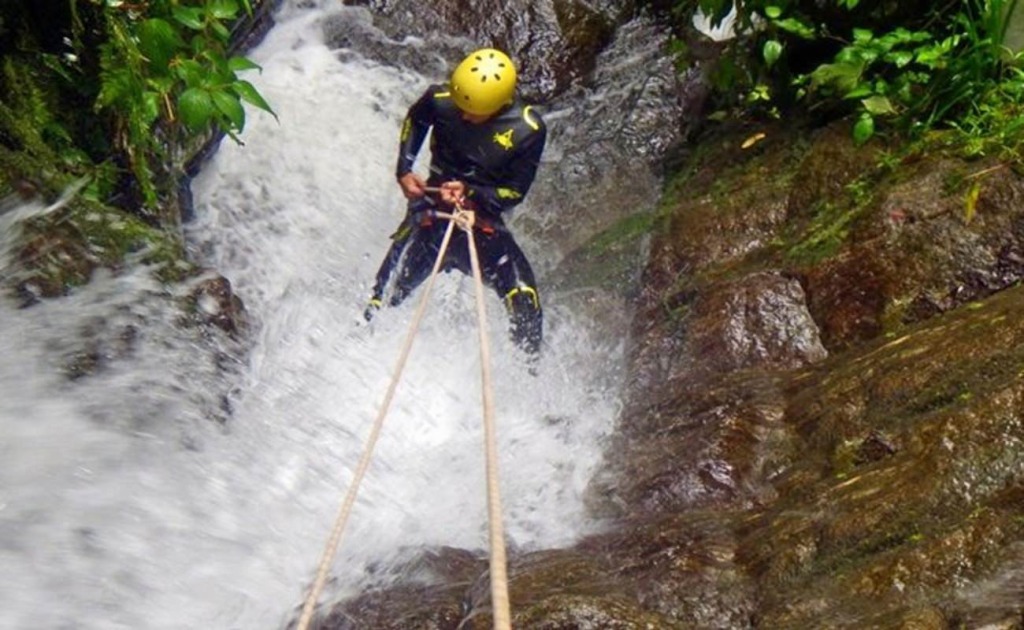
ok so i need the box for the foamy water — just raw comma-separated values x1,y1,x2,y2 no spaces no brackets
0,3,621,629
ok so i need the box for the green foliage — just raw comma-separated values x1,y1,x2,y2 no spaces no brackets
785,173,876,265
89,0,276,210
762,39,783,68
948,73,1024,160
666,0,1024,151
1,58,64,155
0,57,99,189
786,200,862,264
792,5,1017,144
15,196,192,297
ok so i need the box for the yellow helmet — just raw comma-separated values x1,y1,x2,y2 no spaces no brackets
450,48,517,116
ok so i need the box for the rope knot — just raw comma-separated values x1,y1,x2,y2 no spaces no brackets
452,205,476,232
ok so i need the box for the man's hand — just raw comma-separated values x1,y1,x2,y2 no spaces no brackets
439,180,467,206
398,172,426,199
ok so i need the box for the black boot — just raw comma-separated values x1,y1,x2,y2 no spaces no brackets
507,291,543,363
363,297,382,322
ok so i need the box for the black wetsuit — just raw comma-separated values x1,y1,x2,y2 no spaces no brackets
367,84,547,355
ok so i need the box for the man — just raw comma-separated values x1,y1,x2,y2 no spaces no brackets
364,48,547,356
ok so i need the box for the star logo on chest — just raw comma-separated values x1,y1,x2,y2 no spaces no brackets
493,129,514,150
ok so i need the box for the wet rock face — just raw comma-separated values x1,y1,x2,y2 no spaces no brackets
587,270,823,518
188,274,248,336
320,546,483,629
639,120,1024,357
523,13,691,250
340,0,628,101
794,147,1024,351
615,118,1024,626
588,514,758,629
590,372,791,515
325,546,684,629
743,285,1024,627
687,272,827,374
800,251,890,350
321,8,464,80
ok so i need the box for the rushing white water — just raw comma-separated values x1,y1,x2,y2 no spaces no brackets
0,3,621,629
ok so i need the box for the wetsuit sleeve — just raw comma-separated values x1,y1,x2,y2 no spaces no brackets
395,87,437,179
467,122,547,216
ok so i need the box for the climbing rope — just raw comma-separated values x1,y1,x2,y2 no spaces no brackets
296,203,511,630
462,207,513,630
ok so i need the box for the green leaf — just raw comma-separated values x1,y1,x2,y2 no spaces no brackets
852,28,873,44
178,87,216,130
888,50,914,67
916,43,950,69
853,112,875,145
232,80,277,118
763,40,783,68
212,89,245,130
774,17,816,39
765,5,782,18
228,56,262,73
172,6,205,30
747,83,771,103
845,84,873,99
810,60,865,93
861,94,896,115
174,59,206,88
97,67,132,108
835,47,863,65
857,48,880,64
897,82,913,102
39,52,76,83
147,75,176,94
137,18,184,70
210,20,231,42
209,0,240,20
142,90,161,124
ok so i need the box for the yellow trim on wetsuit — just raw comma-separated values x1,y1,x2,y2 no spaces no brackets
505,285,540,310
523,106,540,131
496,187,522,200
435,91,451,99
390,221,413,241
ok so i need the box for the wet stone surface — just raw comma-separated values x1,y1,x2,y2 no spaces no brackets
313,14,1024,630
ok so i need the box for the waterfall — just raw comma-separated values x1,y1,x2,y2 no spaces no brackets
1,3,624,628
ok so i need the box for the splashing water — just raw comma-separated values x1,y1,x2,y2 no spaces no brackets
1,3,621,629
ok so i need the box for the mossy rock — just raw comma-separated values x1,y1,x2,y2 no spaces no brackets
8,191,190,300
